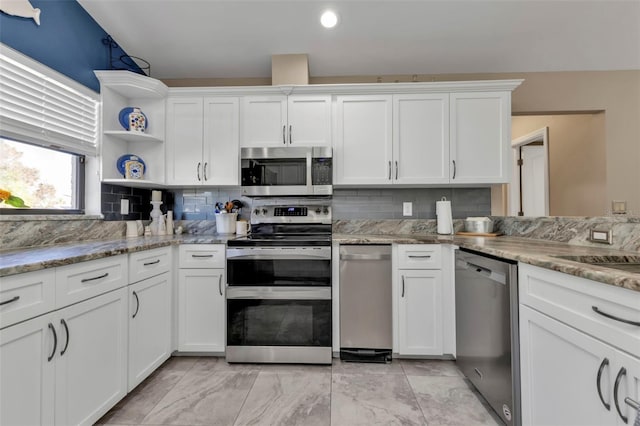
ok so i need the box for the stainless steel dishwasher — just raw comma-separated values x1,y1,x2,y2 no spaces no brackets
455,248,520,426
339,245,392,362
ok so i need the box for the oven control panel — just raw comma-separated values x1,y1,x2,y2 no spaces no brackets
251,204,331,224
274,207,307,216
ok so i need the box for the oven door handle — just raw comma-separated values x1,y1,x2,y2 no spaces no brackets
227,253,330,260
226,286,331,300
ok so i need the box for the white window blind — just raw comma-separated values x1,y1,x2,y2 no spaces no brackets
0,44,99,155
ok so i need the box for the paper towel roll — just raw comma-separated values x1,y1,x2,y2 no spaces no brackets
436,198,453,235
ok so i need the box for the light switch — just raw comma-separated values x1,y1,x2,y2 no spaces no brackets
403,202,413,216
120,199,129,215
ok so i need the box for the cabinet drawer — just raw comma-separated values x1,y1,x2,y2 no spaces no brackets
519,263,640,357
0,269,56,329
178,245,225,268
128,247,171,284
55,255,127,308
397,245,442,269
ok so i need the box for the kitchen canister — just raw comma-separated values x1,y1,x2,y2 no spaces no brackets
436,196,453,235
215,212,237,234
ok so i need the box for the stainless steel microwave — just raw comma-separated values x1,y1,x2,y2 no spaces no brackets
240,147,332,196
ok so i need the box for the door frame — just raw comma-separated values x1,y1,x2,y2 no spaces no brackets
510,127,549,216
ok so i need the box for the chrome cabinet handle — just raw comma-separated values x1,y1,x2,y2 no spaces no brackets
282,125,286,145
0,295,20,306
191,254,214,258
408,255,431,259
289,125,292,144
204,162,208,181
143,259,160,266
592,306,640,326
614,367,628,423
401,276,405,298
474,368,483,379
132,291,140,318
452,160,457,179
81,272,108,283
395,161,398,180
197,162,202,181
218,275,223,296
596,358,611,411
60,319,70,356
48,323,57,362
388,161,392,180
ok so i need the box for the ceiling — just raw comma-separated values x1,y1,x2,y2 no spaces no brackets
77,0,640,80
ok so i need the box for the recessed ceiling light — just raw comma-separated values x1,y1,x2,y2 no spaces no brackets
320,10,338,29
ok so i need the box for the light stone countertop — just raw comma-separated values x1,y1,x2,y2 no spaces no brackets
1,233,639,293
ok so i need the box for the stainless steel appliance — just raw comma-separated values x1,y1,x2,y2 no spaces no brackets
339,245,392,362
240,147,332,196
455,248,520,426
226,200,332,364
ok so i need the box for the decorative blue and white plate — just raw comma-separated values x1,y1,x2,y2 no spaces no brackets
118,107,148,132
116,154,146,177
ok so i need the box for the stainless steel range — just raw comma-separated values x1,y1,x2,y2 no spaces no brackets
225,200,332,364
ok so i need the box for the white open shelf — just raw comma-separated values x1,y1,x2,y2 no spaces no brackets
102,178,166,189
104,130,163,143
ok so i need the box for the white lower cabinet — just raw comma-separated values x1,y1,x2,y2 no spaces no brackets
397,269,443,355
54,287,128,426
178,269,225,352
0,312,55,426
128,272,171,391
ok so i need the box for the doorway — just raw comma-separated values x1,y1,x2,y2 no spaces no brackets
510,127,549,216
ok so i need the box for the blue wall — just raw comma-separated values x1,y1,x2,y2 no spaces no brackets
0,0,139,92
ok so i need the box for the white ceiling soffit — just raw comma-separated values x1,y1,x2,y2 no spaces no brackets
77,0,640,80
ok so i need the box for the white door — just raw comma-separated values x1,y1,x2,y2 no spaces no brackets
178,269,225,352
241,96,287,147
521,145,547,216
450,92,510,183
55,288,128,426
287,95,332,147
0,313,56,426
393,94,449,184
397,269,443,356
203,97,240,185
166,97,204,185
519,305,615,426
613,350,640,426
334,95,393,185
128,273,171,391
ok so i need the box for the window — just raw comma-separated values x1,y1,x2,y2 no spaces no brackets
0,138,84,213
0,43,98,214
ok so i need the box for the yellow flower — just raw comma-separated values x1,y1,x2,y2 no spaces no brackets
0,189,10,202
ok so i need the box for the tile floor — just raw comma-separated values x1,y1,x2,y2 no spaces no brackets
97,356,502,426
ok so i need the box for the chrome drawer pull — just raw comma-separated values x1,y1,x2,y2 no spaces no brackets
596,358,611,411
0,295,20,306
81,272,109,283
191,254,214,258
408,255,431,259
592,306,640,327
143,259,160,266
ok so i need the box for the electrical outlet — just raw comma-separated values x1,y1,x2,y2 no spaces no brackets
403,202,413,216
588,228,612,244
120,199,129,215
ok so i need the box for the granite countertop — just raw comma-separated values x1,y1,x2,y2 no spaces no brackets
334,233,640,292
2,233,639,293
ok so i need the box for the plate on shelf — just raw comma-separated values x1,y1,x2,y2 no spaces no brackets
118,107,148,131
116,154,146,178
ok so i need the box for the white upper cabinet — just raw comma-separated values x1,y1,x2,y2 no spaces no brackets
241,95,331,147
393,94,449,184
166,96,239,186
450,91,511,184
334,95,393,185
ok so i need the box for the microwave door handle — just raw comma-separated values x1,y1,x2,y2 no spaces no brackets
307,150,313,191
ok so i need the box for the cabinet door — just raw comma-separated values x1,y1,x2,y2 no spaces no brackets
450,92,510,183
241,96,287,147
397,269,443,356
0,313,55,426
128,273,171,391
203,97,240,185
613,350,640,426
55,288,128,426
166,97,204,185
334,95,393,185
393,94,449,184
178,269,225,352
287,95,331,147
519,305,615,426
